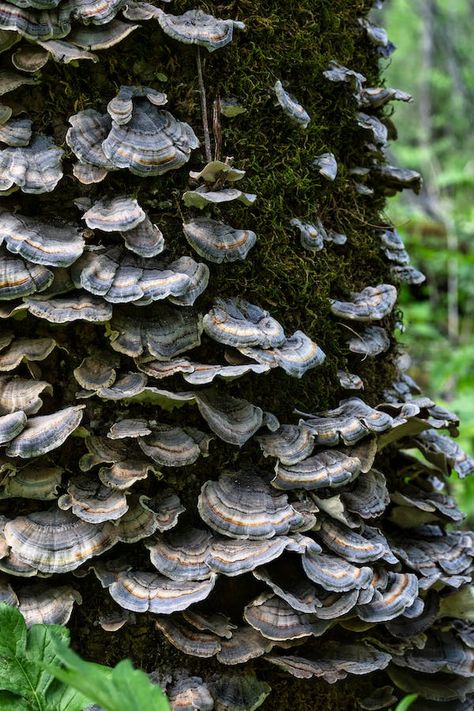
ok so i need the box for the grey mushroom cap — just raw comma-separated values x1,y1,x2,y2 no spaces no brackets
274,80,310,128
156,8,245,52
239,330,326,378
109,570,216,613
257,425,315,466
290,218,324,252
194,390,267,447
356,572,419,622
318,519,395,564
138,425,212,467
330,284,397,322
25,293,113,323
6,405,85,458
348,325,390,357
302,549,373,592
0,410,27,444
0,117,32,147
0,375,52,415
68,19,140,51
312,152,338,181
58,475,128,524
17,584,82,626
120,217,165,258
107,85,167,125
66,108,113,173
0,463,62,500
244,592,329,641
198,473,303,539
182,186,256,209
272,449,361,491
0,212,85,267
0,255,53,300
147,527,214,581
183,217,256,264
203,298,285,349
82,197,146,232
0,135,63,194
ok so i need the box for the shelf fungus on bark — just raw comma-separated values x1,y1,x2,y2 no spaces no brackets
370,165,422,195
16,583,82,626
391,630,474,677
0,375,52,415
273,80,310,129
337,371,364,390
113,493,185,542
0,410,27,444
317,519,395,565
182,186,256,209
356,572,419,622
107,418,151,440
183,217,256,264
239,330,325,378
207,536,295,577
0,462,62,500
25,293,113,322
0,135,63,194
244,592,329,642
312,153,338,181
323,60,366,98
120,217,165,258
0,255,53,300
0,5,70,41
0,117,32,146
347,325,390,358
302,550,373,593
5,404,84,458
155,9,245,51
257,425,315,466
330,284,397,322
0,212,85,267
82,196,146,232
272,449,361,491
107,85,167,125
108,304,203,359
342,468,389,519
194,390,274,447
266,642,391,683
72,247,208,306
68,18,139,51
3,509,118,574
58,475,129,524
138,425,212,467
204,298,285,349
108,570,216,613
413,429,474,478
74,354,118,391
299,397,394,446
148,527,214,581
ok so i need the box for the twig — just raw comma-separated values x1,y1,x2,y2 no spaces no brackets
196,46,212,162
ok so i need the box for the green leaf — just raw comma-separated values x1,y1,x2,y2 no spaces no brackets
47,640,170,711
0,605,87,711
394,694,418,711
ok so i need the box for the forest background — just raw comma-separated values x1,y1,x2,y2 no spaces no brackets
382,0,474,521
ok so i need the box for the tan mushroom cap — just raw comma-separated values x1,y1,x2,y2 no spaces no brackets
337,370,364,390
108,304,203,360
272,450,361,491
0,463,62,500
156,8,245,52
330,284,397,322
6,405,85,458
12,44,49,72
0,70,37,95
4,508,118,574
244,592,329,642
138,425,212,467
265,642,391,682
274,80,310,129
0,376,52,415
108,418,151,439
0,575,18,606
198,473,303,539
17,584,82,626
148,527,214,581
58,475,129,523
109,570,216,613
253,562,322,614
204,298,285,349
80,435,128,471
302,549,373,592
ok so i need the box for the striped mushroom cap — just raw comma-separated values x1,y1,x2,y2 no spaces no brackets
272,450,361,491
156,8,245,51
0,212,84,267
330,284,397,322
183,218,256,264
204,298,285,349
109,570,216,613
274,80,310,128
0,135,63,194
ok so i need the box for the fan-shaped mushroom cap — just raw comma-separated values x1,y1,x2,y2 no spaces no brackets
198,473,303,539
342,469,389,519
253,562,321,614
323,61,366,96
0,410,27,443
25,293,113,322
389,667,474,704
0,4,70,41
391,530,473,577
0,255,53,300
166,671,214,711
0,135,63,194
102,102,199,177
115,492,184,541
0,117,32,147
319,520,393,564
257,425,315,466
290,218,324,252
80,435,127,470
217,626,273,665
204,298,285,349
415,430,474,478
74,355,117,390
348,325,390,357
66,108,113,174
68,19,139,50
65,0,125,24
121,1,160,21
359,86,412,108
120,217,164,257
107,418,151,439
99,458,159,489
182,186,256,209
330,284,397,322
272,450,360,491
194,391,267,446
302,549,373,592
0,376,52,414
300,397,394,445
392,630,474,677
189,160,245,184
0,336,54,373
12,44,49,72
156,9,244,51
107,85,167,125
0,212,84,267
274,80,310,128
166,256,209,307
391,264,426,285
5,405,84,458
36,38,98,63
338,371,364,390
356,572,419,622
240,330,325,378
4,509,118,573
246,593,328,643
138,425,212,467
391,485,463,523
0,576,18,606
109,570,216,613
373,165,422,194
109,304,203,359
356,112,388,146
183,610,236,639
171,362,268,385
266,642,391,682
0,463,62,500
83,196,145,232
155,616,221,658
313,152,338,181
148,527,214,581
209,672,271,711
207,536,291,576
58,475,128,523
17,584,82,626
183,218,256,264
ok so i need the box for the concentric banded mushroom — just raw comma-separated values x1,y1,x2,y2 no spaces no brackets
109,570,216,613
330,284,397,322
0,255,53,300
5,405,84,458
183,218,256,263
82,197,145,232
0,135,63,194
240,331,326,378
272,450,360,491
156,9,245,51
204,298,285,349
274,80,310,128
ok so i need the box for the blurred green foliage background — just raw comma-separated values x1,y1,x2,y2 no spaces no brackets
382,0,474,519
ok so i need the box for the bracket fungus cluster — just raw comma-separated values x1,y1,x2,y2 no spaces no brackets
0,1,471,710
